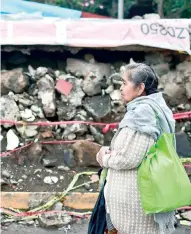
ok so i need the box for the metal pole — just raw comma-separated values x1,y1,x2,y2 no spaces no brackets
118,0,124,19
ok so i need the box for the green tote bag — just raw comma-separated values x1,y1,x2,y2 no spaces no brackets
138,115,191,214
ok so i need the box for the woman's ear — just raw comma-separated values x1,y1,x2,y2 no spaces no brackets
137,83,145,96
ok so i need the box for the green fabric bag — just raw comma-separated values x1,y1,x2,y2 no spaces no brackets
138,118,191,214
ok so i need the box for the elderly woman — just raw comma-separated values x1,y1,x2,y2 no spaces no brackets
96,63,177,234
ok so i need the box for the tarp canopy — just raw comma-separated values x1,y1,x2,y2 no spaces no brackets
1,0,82,19
1,18,191,54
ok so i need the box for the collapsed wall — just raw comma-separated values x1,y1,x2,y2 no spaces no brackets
1,48,191,192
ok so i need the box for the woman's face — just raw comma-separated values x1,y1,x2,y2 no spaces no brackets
120,72,145,103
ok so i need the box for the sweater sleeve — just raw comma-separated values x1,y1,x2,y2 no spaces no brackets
102,127,154,170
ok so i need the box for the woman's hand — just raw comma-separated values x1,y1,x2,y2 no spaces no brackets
96,146,111,167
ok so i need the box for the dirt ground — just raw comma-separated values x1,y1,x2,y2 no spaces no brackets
1,143,99,192
1,222,191,234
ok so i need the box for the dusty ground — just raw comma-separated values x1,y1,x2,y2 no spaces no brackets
1,222,191,234
1,143,99,192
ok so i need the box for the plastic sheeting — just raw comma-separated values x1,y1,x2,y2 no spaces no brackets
1,18,191,54
1,0,82,19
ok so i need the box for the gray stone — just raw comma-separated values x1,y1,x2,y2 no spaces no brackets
110,90,121,101
18,98,33,107
18,104,25,111
185,104,191,111
181,211,191,221
6,129,20,150
0,95,20,128
61,78,85,107
43,176,58,184
176,61,191,73
34,169,42,174
37,76,56,117
16,125,38,138
152,63,170,77
57,102,76,120
2,170,11,179
58,165,70,171
28,65,36,79
21,175,28,180
31,105,44,119
63,123,88,138
35,67,48,79
42,158,57,167
82,73,102,96
185,80,191,99
66,58,111,81
83,95,111,121
1,68,29,94
105,85,114,94
20,108,35,122
38,212,72,228
89,126,104,145
53,202,63,211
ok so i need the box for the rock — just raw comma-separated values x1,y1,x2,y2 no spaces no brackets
1,68,29,95
89,126,104,145
105,85,114,94
37,76,56,117
53,202,63,211
110,90,122,101
21,175,28,180
31,105,44,118
72,140,102,167
164,83,186,105
43,176,58,184
83,95,111,121
28,65,36,80
38,212,72,228
0,95,20,128
63,148,76,168
185,78,191,99
152,63,170,77
185,104,191,111
42,158,57,167
16,125,38,138
66,58,111,81
58,165,70,171
176,131,191,158
6,129,20,150
176,61,191,74
27,143,43,164
20,109,35,122
34,169,42,174
181,211,191,221
57,102,76,120
61,77,85,107
35,67,48,79
18,98,33,107
2,170,11,179
63,123,88,138
82,72,102,96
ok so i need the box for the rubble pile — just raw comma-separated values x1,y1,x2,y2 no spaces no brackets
0,51,191,192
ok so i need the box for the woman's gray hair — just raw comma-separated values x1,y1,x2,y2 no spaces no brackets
121,63,159,95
